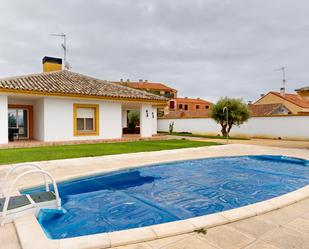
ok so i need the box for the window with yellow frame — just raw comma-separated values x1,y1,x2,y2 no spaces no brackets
73,104,99,136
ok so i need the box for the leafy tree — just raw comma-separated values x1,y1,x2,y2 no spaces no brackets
127,110,140,134
211,97,250,136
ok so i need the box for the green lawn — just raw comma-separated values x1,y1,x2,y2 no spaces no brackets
159,132,250,140
0,139,220,165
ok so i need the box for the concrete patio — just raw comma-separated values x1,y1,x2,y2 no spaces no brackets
1,143,309,249
113,197,309,249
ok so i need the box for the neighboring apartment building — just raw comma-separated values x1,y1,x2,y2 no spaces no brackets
115,80,213,118
167,97,212,111
164,97,213,118
252,90,309,115
113,79,177,99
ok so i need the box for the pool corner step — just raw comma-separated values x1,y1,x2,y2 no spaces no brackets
0,192,58,224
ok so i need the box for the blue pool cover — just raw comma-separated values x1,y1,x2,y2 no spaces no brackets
22,155,309,239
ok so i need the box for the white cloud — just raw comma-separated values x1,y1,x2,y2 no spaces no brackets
0,0,308,102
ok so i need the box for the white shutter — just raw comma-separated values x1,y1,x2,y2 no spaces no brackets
77,108,95,118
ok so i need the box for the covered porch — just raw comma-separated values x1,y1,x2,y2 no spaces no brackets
121,102,158,137
0,94,44,144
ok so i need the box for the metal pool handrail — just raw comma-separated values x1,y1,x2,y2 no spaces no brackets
4,163,49,192
1,169,61,226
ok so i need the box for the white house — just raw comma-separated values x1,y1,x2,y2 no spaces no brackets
0,57,167,144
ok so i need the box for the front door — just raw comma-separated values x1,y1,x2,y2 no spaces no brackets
8,106,32,139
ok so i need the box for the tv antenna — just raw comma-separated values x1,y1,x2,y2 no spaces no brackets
275,66,286,92
50,33,71,70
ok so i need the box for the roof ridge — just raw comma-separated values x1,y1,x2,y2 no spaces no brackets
268,91,309,108
112,81,177,91
175,97,212,102
0,70,64,82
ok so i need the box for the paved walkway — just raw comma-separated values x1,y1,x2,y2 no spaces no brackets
114,197,309,249
1,144,309,249
172,136,309,150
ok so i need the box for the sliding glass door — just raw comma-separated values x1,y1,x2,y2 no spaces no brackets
8,108,29,139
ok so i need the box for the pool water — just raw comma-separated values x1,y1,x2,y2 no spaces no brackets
23,155,309,239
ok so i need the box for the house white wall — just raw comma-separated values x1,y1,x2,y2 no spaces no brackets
43,97,123,141
0,95,8,144
158,116,309,140
140,104,153,138
33,98,45,141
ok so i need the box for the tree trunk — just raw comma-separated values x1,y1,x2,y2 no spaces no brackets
227,123,233,133
220,121,227,137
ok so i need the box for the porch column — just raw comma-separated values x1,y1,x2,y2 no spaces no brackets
122,108,128,128
152,107,157,135
0,95,8,144
140,103,152,138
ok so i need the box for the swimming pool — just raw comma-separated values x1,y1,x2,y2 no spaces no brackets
23,155,309,239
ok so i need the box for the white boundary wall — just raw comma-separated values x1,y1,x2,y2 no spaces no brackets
158,116,309,140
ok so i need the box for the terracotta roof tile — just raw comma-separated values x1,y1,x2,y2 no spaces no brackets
296,86,309,92
0,70,167,102
248,103,290,116
173,98,212,105
270,92,309,108
113,81,176,91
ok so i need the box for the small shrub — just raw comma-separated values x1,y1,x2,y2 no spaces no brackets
195,228,207,235
169,122,174,134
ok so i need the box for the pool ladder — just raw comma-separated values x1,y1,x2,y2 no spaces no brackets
0,163,61,226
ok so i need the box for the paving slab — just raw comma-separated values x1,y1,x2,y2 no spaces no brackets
228,217,278,238
0,223,21,249
260,226,309,249
198,226,255,249
107,242,152,249
258,202,309,226
285,217,309,234
243,240,280,249
160,235,219,249
146,233,193,249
